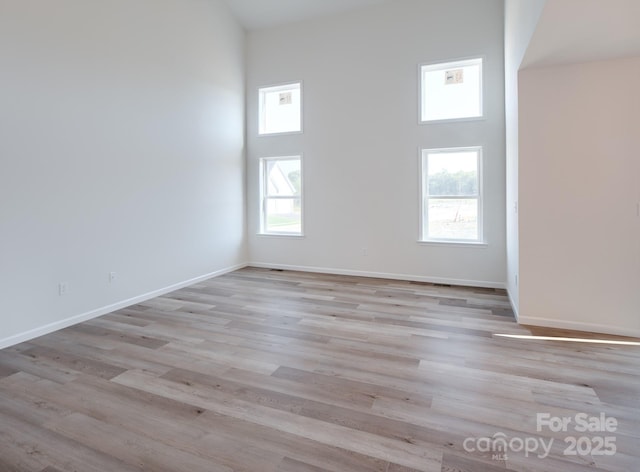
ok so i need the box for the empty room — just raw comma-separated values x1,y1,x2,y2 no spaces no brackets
1,0,639,471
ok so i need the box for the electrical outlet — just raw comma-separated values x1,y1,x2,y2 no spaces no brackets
58,282,68,296
109,272,117,283
361,247,368,256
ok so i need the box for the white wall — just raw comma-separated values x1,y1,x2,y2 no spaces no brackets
504,0,547,314
246,0,506,287
522,0,640,69
519,57,640,336
0,0,246,347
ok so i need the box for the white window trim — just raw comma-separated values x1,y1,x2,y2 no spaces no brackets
419,146,485,245
258,81,304,137
418,57,484,125
259,155,305,237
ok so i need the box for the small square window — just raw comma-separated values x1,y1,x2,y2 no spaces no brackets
259,83,302,135
260,156,303,235
420,58,482,122
421,147,483,242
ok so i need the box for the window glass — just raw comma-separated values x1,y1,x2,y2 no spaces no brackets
421,148,482,242
259,83,302,135
260,157,302,235
421,58,482,122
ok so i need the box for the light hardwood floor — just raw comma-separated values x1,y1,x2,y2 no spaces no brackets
1,267,638,471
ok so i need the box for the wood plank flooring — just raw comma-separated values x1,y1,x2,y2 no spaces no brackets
1,267,639,471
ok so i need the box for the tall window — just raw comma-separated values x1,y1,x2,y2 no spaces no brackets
420,58,483,122
421,147,482,242
259,82,302,135
260,156,303,235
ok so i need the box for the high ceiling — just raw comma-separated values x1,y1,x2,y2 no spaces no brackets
222,0,392,30
523,0,640,68
222,0,640,67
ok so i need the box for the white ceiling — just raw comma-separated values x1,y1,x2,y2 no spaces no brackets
522,0,640,68
222,0,640,65
222,0,392,30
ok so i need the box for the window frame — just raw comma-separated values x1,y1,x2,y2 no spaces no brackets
419,57,484,124
259,155,304,237
419,146,484,244
258,81,303,136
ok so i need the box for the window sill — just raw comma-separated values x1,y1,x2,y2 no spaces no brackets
419,116,485,125
417,240,488,248
257,233,305,239
258,130,303,137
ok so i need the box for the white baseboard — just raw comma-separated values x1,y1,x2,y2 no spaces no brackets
506,288,520,322
5,261,634,346
249,262,506,289
518,315,640,338
0,263,247,350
